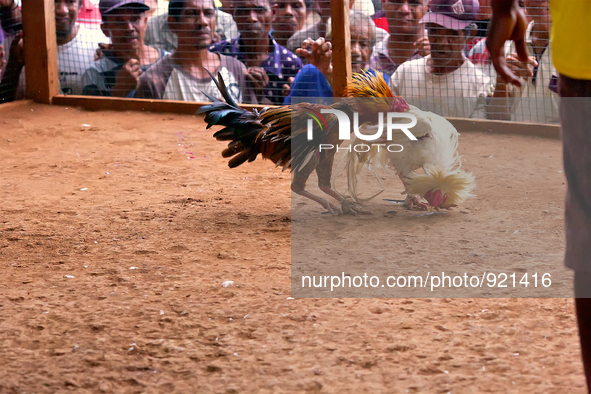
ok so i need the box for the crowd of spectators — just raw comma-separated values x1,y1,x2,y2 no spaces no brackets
0,0,558,123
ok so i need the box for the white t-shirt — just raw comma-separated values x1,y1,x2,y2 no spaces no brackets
15,25,109,98
135,54,257,104
162,67,243,103
58,25,109,95
389,55,493,119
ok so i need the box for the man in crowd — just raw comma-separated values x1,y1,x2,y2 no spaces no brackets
389,0,492,118
0,0,109,101
487,0,558,123
135,0,256,103
488,0,591,390
286,0,387,57
285,11,383,104
271,0,310,47
209,0,301,104
82,0,165,97
369,0,428,76
143,5,238,52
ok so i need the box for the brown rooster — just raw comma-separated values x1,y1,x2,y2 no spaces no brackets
197,70,409,215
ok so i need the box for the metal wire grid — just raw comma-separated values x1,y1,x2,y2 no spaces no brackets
0,0,558,124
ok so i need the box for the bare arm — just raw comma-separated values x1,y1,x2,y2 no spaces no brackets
487,0,529,87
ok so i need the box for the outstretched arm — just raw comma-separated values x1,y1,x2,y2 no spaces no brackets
486,0,530,87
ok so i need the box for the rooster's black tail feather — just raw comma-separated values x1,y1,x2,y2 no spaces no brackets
197,71,267,168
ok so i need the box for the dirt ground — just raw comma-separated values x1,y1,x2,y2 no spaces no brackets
0,101,586,393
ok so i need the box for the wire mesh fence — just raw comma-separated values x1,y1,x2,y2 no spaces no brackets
0,0,558,124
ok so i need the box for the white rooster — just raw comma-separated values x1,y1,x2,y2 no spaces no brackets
333,105,476,210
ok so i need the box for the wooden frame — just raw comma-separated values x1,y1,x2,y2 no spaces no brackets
16,0,561,140
50,95,560,139
446,117,560,139
51,95,274,114
330,0,352,98
22,0,59,104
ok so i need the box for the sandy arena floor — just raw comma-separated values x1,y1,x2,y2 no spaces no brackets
0,101,586,393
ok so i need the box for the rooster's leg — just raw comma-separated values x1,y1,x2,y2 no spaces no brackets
317,153,372,215
293,187,343,215
292,154,342,215
317,186,372,215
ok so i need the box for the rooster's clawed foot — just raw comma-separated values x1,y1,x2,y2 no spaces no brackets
341,198,373,216
320,199,342,215
404,195,429,211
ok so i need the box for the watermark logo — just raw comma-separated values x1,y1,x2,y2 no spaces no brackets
306,109,418,153
302,108,330,135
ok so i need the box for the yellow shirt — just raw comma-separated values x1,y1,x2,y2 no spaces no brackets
550,0,591,80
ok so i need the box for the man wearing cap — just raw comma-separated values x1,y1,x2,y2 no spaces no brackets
388,0,493,118
0,0,109,101
135,0,256,103
82,0,166,97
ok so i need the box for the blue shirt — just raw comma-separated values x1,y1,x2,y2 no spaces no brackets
284,65,390,105
209,34,302,105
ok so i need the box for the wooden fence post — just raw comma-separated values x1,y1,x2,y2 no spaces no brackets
330,0,351,98
22,0,59,104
